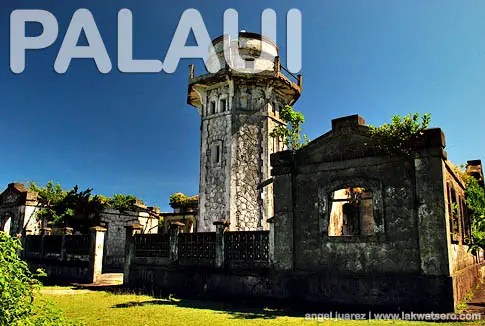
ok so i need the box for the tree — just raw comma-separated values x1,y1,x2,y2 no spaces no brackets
269,105,309,152
29,181,68,226
368,112,431,156
110,194,138,212
29,182,143,229
465,177,485,254
58,186,106,228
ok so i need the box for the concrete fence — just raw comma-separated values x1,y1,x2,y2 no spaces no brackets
124,220,273,289
22,226,106,283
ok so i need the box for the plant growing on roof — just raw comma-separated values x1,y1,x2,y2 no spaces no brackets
169,193,198,208
367,112,431,156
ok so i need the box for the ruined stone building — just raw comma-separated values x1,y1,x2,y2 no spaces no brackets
98,206,159,271
0,183,159,272
188,32,302,232
0,183,40,235
125,111,483,311
271,114,484,311
159,199,198,234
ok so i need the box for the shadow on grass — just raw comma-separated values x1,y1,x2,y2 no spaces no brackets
110,298,285,320
56,284,289,320
54,284,480,322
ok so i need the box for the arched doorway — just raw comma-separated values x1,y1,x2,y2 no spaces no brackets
1,213,12,234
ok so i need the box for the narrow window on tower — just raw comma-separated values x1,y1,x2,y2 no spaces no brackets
220,98,227,112
210,141,223,166
210,101,216,115
215,145,220,163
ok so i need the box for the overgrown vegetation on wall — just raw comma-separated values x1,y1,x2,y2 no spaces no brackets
465,177,485,254
452,166,485,254
369,113,485,253
169,192,198,208
0,232,80,325
29,181,143,227
368,112,431,156
269,105,309,151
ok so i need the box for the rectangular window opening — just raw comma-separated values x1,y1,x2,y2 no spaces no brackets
220,99,227,112
215,145,220,163
448,184,460,243
328,187,374,236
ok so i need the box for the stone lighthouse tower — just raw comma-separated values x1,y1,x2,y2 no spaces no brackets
187,32,302,232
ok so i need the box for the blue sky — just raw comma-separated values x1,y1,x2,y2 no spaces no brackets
1,1,484,211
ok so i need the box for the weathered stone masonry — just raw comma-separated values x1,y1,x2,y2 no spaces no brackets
271,114,484,311
188,32,302,232
0,184,159,273
125,114,484,312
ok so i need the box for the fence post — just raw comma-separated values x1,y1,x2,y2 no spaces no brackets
267,217,275,265
40,227,52,236
39,227,51,260
169,222,184,263
88,226,107,284
123,223,143,285
213,220,230,268
61,227,73,262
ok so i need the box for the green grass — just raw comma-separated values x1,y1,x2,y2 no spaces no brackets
36,286,485,326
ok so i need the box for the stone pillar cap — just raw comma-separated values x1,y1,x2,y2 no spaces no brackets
90,226,107,232
213,220,230,226
125,223,144,229
331,114,366,131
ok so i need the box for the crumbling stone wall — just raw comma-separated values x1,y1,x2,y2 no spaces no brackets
233,115,262,230
271,114,482,311
188,33,302,232
0,183,40,236
292,156,420,274
195,75,298,232
99,208,158,271
442,161,481,307
198,86,232,232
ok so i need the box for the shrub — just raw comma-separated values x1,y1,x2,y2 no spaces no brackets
0,232,43,324
368,112,431,156
169,193,198,208
0,232,81,325
269,105,308,151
